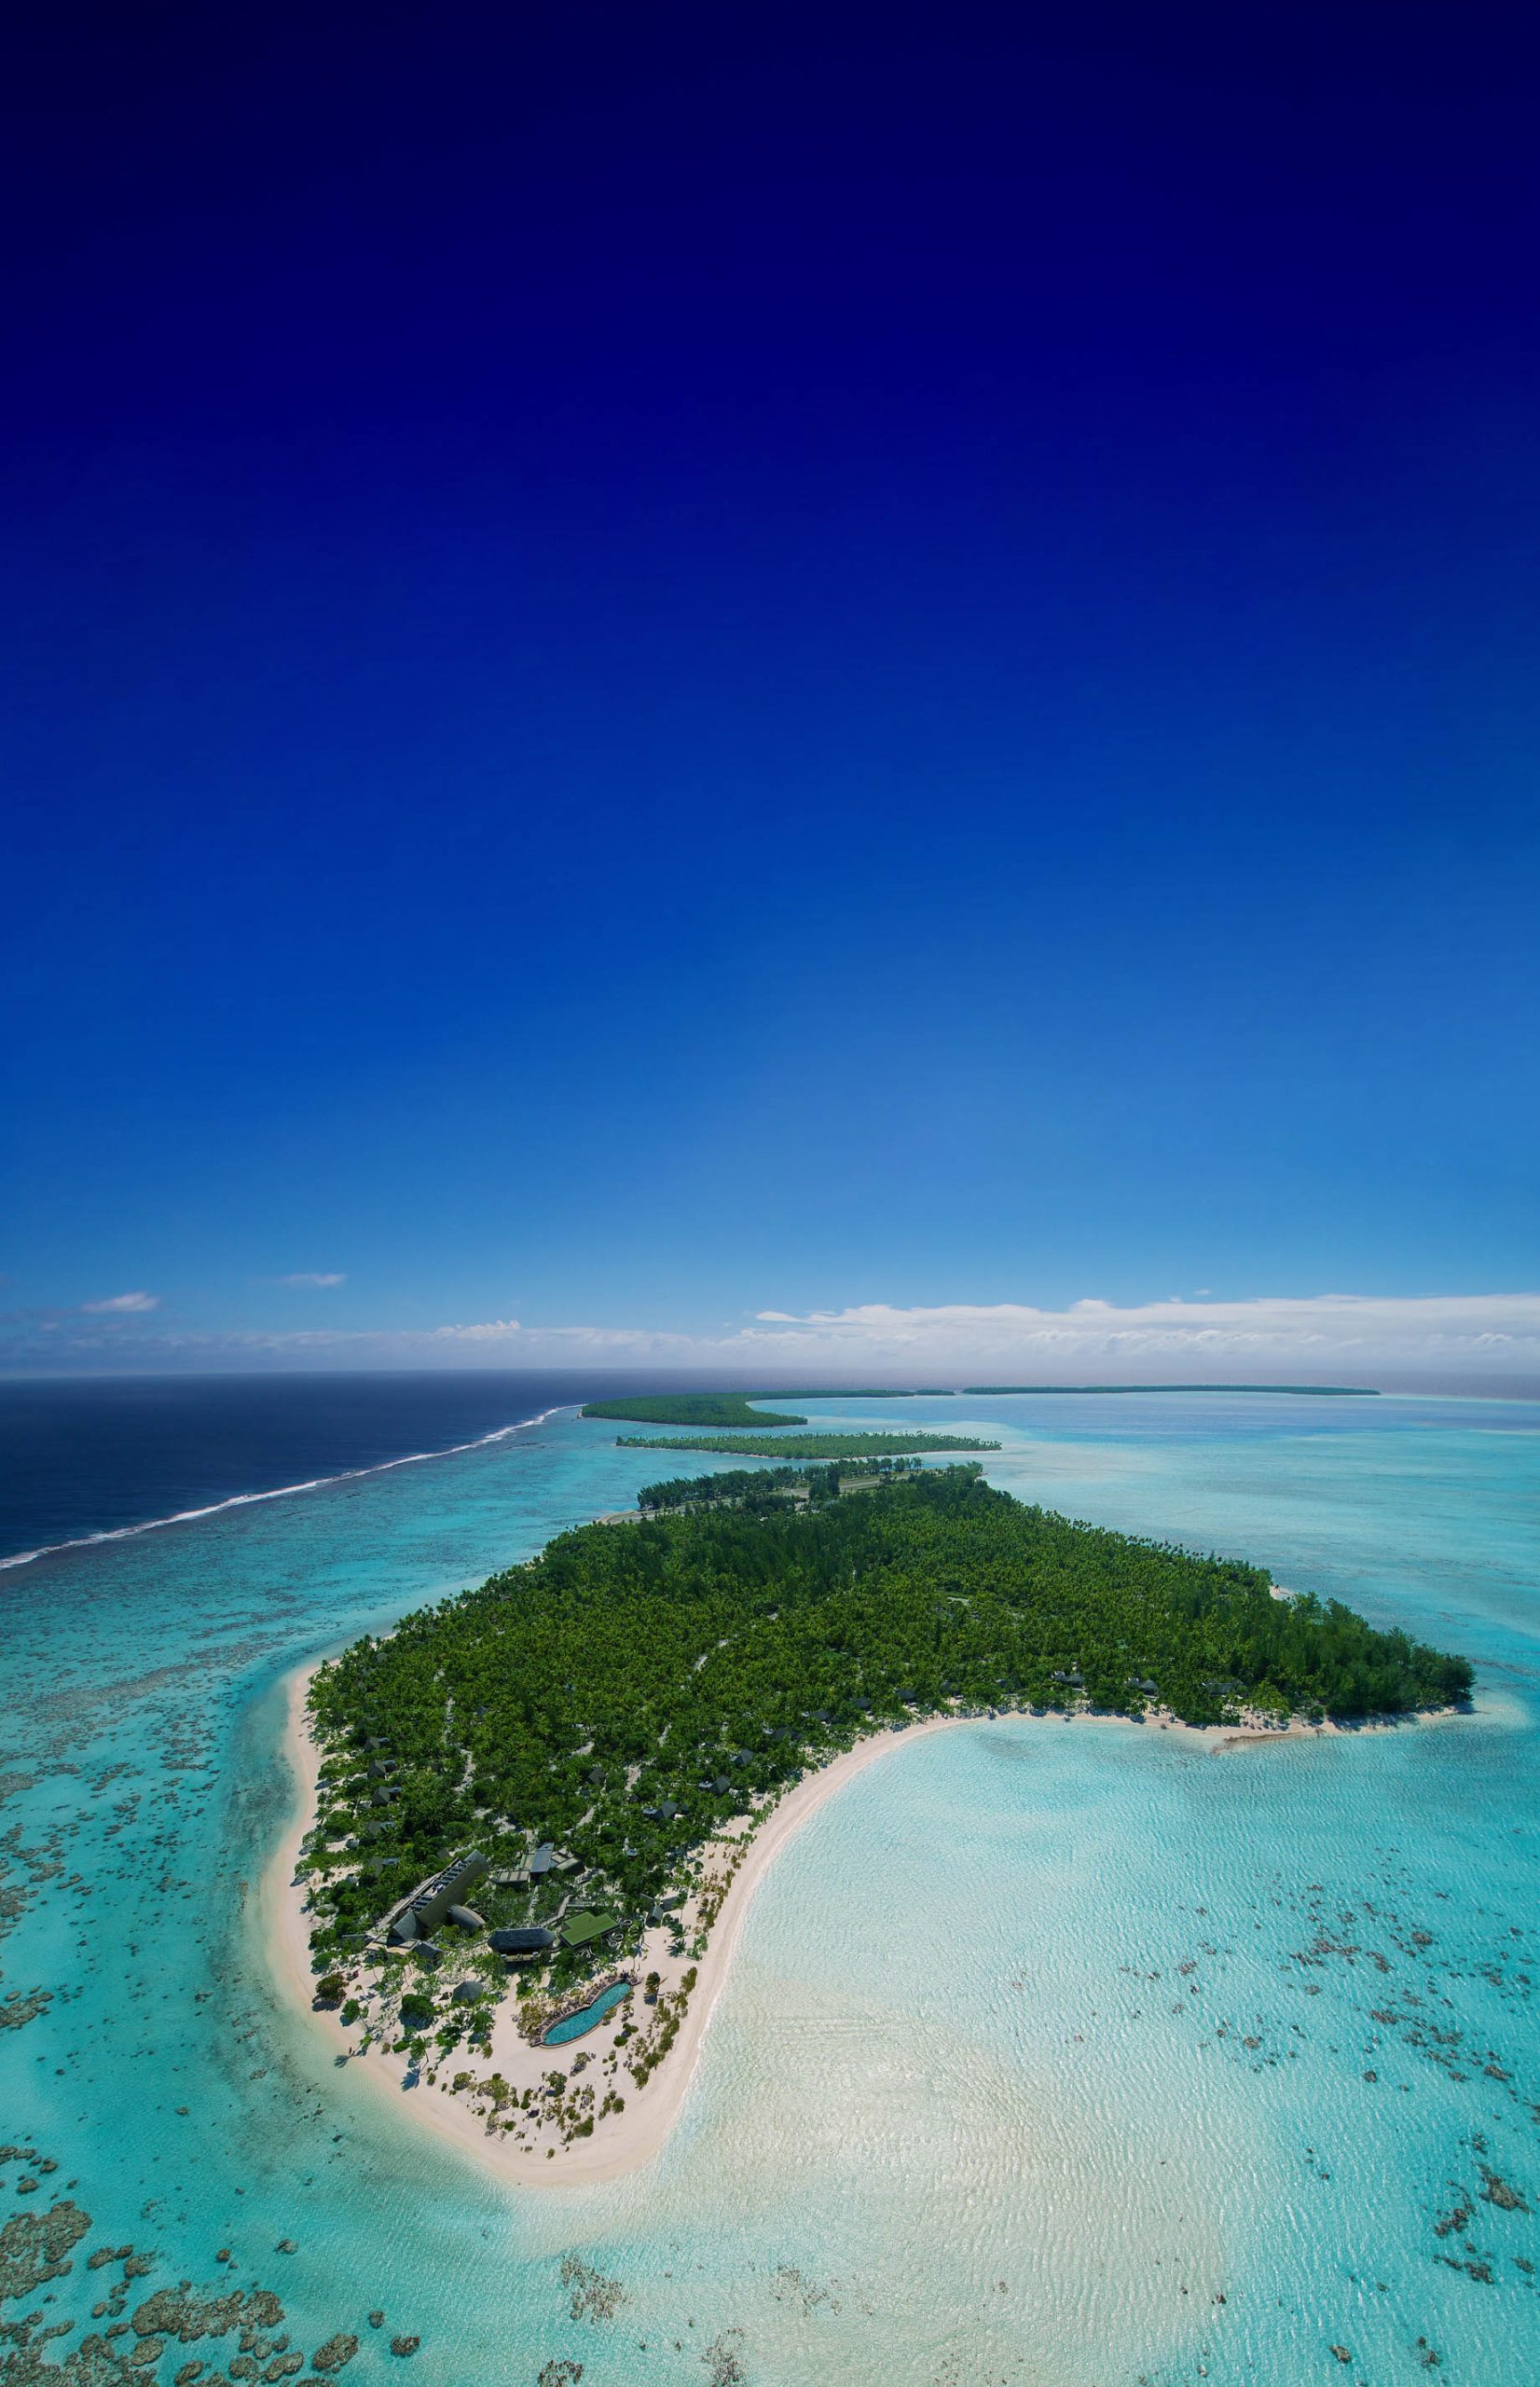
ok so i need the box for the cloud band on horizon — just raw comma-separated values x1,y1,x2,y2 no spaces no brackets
5,1290,1538,1380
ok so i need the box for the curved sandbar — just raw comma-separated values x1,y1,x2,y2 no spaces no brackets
268,1656,986,2186
264,1657,1456,2190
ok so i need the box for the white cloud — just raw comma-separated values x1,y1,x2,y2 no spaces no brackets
78,1290,159,1314
278,1272,348,1289
7,1290,1540,1382
715,1292,1540,1378
393,1291,1539,1380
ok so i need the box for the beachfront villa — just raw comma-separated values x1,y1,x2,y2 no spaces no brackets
558,1909,620,1951
488,1925,556,1958
386,1848,488,1944
381,1834,608,1962
529,1841,568,1881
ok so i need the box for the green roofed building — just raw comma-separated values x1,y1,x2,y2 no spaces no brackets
558,1909,620,1950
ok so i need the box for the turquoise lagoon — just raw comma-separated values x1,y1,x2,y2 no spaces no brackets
2,1393,1537,2385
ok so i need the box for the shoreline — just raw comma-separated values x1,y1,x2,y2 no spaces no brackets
264,1636,1463,2191
267,1662,993,2187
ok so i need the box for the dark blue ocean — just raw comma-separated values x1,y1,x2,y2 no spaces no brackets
0,1368,740,1562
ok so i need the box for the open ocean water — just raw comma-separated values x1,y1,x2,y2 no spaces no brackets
1,1384,1536,2387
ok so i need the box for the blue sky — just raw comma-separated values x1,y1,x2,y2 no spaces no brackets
3,7,1537,1380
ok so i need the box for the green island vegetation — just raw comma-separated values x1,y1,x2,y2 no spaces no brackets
580,1388,960,1428
613,1429,999,1459
637,1454,933,1511
582,1393,810,1428
963,1383,1381,1397
300,1467,1469,2093
751,1387,957,1398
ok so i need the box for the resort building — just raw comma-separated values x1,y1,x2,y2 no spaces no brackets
558,1909,619,1952
384,1848,488,1943
488,1926,555,1958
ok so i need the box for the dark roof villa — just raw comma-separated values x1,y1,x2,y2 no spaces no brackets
488,1926,556,1958
386,1848,489,1943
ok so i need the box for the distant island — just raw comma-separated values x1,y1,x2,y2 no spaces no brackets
732,1387,956,1399
288,1465,1468,2180
613,1430,999,1458
582,1393,814,1428
962,1383,1382,1397
634,1454,931,1511
584,1390,997,1469
580,1387,1382,1430
581,1391,953,1428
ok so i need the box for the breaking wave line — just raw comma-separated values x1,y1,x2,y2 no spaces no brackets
0,1406,570,1572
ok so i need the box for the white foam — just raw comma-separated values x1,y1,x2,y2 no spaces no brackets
0,1405,570,1573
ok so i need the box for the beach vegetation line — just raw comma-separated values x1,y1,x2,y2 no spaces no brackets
302,1469,1471,2017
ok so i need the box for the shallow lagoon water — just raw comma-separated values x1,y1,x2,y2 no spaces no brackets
2,1391,1536,2385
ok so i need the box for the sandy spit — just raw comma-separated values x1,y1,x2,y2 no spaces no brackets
262,1656,1462,2192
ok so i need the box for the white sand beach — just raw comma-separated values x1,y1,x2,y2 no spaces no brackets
266,1661,989,2186
263,1631,1451,2191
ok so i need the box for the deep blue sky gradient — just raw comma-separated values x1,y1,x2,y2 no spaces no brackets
4,5,1537,1353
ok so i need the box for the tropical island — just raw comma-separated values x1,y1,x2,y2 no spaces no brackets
584,1386,999,1463
280,1464,1470,2183
581,1391,815,1428
583,1384,999,1464
613,1429,999,1459
580,1388,955,1428
962,1383,1381,1396
635,1453,942,1511
580,1387,1382,1424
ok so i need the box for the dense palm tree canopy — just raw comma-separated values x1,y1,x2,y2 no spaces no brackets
304,1469,1471,1985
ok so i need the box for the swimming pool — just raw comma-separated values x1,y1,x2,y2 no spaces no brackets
542,1980,631,2046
